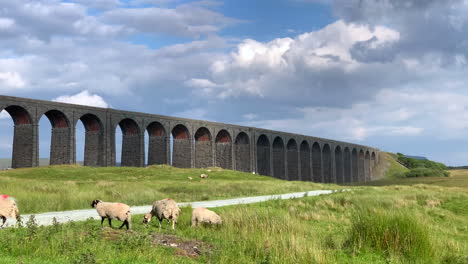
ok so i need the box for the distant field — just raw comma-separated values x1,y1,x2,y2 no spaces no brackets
0,165,332,214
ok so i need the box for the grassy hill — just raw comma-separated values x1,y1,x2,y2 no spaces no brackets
0,154,466,263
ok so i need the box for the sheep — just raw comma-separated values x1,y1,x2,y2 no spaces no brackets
0,195,20,228
200,174,208,178
143,198,180,230
191,207,222,227
188,176,193,180
91,200,131,230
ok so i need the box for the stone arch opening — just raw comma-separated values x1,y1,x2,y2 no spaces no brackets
171,124,191,168
365,150,371,182
300,140,311,181
371,151,376,170
312,142,322,182
335,146,343,184
235,132,250,172
147,121,167,165
2,106,34,168
194,127,213,168
287,139,298,181
323,144,332,183
344,147,352,183
215,130,232,169
256,134,270,176
41,110,71,165
117,118,142,167
358,149,365,182
272,136,285,179
352,148,358,182
78,114,104,166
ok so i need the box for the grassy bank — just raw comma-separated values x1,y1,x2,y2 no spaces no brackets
0,165,330,214
1,181,467,263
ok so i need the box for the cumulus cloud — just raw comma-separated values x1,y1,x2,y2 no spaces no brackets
53,90,109,108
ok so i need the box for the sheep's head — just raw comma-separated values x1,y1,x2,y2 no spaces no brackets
142,213,152,224
91,199,102,208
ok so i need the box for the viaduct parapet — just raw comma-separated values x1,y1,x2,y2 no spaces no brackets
0,95,380,183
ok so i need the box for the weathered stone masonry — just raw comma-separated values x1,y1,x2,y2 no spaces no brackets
0,95,380,183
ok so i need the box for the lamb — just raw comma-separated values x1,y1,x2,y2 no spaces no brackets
191,207,222,227
91,200,131,229
143,198,180,230
0,195,20,228
200,174,208,178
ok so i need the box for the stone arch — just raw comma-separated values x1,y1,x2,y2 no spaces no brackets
256,134,270,176
117,118,142,167
323,144,332,183
365,150,371,182
335,146,343,184
43,109,72,165
235,132,250,172
79,113,104,166
352,148,358,182
287,139,298,181
344,147,352,183
171,124,191,168
300,140,311,181
215,129,232,169
194,127,213,168
3,105,34,168
358,149,365,182
312,142,322,182
147,121,167,165
272,136,285,179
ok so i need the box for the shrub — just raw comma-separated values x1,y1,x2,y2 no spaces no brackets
396,153,449,178
405,168,450,178
346,209,434,263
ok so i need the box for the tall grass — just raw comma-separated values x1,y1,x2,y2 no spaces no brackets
347,209,434,263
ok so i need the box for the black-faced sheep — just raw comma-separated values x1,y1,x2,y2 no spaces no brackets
91,200,131,229
143,198,180,230
191,207,222,227
0,195,20,228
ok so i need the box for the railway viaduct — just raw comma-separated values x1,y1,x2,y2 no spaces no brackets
0,95,380,183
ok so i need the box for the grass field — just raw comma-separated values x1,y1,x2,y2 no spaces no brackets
0,165,331,214
0,182,466,263
0,155,467,263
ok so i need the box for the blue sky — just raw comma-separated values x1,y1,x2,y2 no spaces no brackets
1,0,468,165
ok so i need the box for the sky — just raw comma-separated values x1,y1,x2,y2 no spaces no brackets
0,0,468,165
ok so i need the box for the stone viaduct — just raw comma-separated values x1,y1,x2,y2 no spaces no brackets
0,95,380,183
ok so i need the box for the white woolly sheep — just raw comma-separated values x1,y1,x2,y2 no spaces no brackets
188,176,193,180
200,174,208,178
0,195,20,228
191,207,222,227
91,200,131,229
143,198,180,230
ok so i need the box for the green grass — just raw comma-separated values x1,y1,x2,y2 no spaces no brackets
0,156,467,263
0,165,331,214
0,184,467,264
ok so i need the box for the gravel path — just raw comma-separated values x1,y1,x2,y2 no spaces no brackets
2,189,348,228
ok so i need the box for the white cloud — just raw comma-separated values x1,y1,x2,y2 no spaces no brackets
53,90,109,108
0,72,26,89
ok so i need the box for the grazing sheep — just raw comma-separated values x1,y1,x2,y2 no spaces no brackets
191,207,222,227
0,195,20,228
188,176,193,180
200,174,208,178
91,200,131,229
143,198,180,230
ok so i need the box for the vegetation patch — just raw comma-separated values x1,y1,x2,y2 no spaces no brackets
396,153,450,178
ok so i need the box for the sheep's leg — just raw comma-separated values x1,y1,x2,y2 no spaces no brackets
100,217,106,226
0,216,6,228
118,220,128,230
172,219,175,230
108,218,113,228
